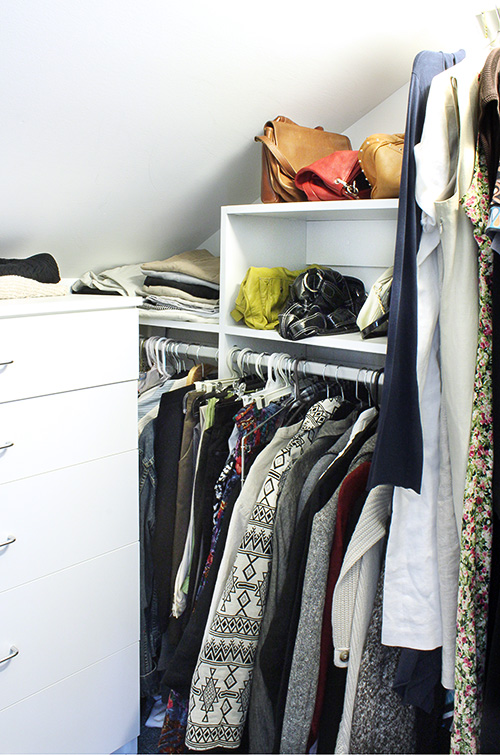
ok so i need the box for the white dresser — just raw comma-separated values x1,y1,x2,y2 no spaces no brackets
0,295,140,755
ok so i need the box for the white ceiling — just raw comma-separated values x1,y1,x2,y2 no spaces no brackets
0,0,490,276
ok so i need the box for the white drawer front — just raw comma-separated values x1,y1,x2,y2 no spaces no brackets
0,451,138,592
0,643,139,754
0,381,138,484
0,544,139,713
0,307,138,403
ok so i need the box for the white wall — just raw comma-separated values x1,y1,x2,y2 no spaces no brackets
345,86,409,150
0,0,486,277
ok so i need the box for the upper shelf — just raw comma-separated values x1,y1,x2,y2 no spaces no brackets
224,323,387,355
222,198,399,222
138,315,219,331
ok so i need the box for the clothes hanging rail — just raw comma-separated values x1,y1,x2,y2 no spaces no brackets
140,336,219,371
141,336,384,389
227,346,384,387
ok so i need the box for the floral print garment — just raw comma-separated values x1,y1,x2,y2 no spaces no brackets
451,146,494,754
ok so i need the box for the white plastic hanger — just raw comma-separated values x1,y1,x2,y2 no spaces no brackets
242,352,294,409
193,345,244,393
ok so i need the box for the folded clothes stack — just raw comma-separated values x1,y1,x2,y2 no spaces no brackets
71,263,145,297
71,249,221,324
139,249,220,324
0,253,67,299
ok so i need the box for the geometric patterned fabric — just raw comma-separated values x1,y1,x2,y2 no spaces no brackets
185,397,340,750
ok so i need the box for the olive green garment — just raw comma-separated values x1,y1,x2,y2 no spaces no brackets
231,265,307,330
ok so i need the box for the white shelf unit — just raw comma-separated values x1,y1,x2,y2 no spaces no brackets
218,198,398,375
138,198,398,375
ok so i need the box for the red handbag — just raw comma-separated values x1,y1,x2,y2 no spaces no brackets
295,150,371,201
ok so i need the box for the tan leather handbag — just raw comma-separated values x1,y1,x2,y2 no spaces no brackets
358,133,404,199
255,116,352,203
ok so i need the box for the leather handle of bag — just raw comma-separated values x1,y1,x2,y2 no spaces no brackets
255,134,297,179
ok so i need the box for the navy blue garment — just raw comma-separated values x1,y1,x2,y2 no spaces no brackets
393,647,442,714
151,383,194,632
139,415,161,697
368,49,466,494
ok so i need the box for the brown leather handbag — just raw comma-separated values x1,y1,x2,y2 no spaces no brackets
255,116,352,203
358,133,404,199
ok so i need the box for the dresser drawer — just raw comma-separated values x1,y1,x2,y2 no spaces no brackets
0,451,138,592
0,307,138,404
0,643,139,754
0,381,137,485
0,543,139,713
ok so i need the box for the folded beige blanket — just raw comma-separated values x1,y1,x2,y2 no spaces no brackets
0,275,68,299
141,249,220,284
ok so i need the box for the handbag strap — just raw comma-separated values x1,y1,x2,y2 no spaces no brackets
278,300,358,341
360,310,390,339
294,268,351,310
255,134,296,179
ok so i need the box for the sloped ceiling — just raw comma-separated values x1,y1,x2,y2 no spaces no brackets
0,0,487,275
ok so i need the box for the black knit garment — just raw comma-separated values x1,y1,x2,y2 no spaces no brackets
0,253,61,283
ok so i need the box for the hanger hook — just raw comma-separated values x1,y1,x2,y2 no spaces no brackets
334,365,345,400
166,341,173,372
363,369,372,407
226,346,240,377
322,362,331,398
292,357,302,399
355,368,362,403
154,338,166,376
276,353,289,386
255,352,268,381
356,368,368,403
176,342,184,372
145,337,159,369
236,347,253,378
167,340,177,374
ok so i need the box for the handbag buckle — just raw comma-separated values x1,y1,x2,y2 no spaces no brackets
334,178,359,197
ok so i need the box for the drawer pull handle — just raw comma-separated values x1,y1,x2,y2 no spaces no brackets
0,646,19,665
0,536,16,548
0,442,14,451
0,360,13,366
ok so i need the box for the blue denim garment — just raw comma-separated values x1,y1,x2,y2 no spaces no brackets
139,415,162,697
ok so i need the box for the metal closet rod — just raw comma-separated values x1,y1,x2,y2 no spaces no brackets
141,336,219,367
228,346,384,386
142,337,383,387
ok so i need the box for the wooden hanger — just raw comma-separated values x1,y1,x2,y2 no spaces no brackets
187,362,217,385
